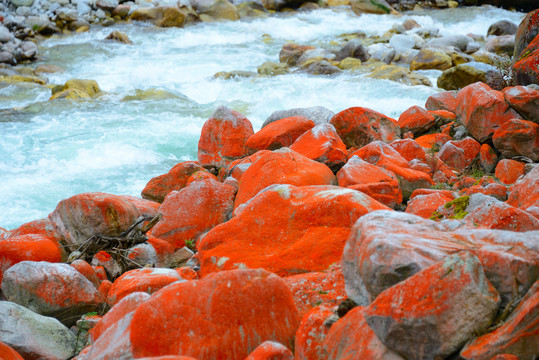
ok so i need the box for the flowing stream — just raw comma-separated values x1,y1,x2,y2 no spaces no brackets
0,5,524,229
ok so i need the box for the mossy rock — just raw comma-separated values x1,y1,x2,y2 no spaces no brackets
0,74,47,86
49,88,91,100
367,64,432,86
436,62,497,90
338,57,362,70
257,61,289,76
63,79,101,97
213,70,257,80
410,48,452,71
121,88,191,101
236,2,268,18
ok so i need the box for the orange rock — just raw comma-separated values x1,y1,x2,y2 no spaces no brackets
93,265,108,281
0,341,24,360
336,156,402,208
330,107,400,148
324,306,404,360
364,252,500,360
141,161,206,203
197,106,254,168
186,170,217,186
438,137,481,170
0,234,61,284
107,267,184,306
460,280,539,360
389,138,428,162
98,280,112,302
289,124,347,171
398,105,436,136
71,259,101,289
409,188,457,200
92,250,122,280
130,269,300,360
1,261,101,326
283,264,346,318
495,159,526,185
91,292,150,343
460,182,508,202
492,119,539,162
295,305,334,360
49,192,157,250
137,357,199,360
223,150,271,182
512,32,539,86
480,143,499,173
429,109,456,124
151,179,236,249
244,341,293,360
405,192,454,219
175,267,198,280
507,165,539,213
234,148,337,209
503,85,539,123
8,218,61,247
455,82,522,143
415,132,452,149
489,356,519,360
146,235,176,266
245,116,315,154
198,185,388,277
425,90,458,112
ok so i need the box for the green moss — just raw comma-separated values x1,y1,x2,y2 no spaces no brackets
443,195,470,220
429,210,444,221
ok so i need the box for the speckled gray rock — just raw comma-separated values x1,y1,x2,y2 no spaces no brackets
427,34,470,51
262,106,334,128
0,301,76,360
367,43,396,64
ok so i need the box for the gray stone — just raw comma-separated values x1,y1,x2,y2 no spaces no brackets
0,301,76,360
96,0,119,11
262,106,334,128
10,0,34,7
19,41,37,60
389,34,416,51
487,19,517,36
297,48,335,66
427,34,471,51
437,62,501,91
299,59,342,75
485,35,515,56
367,43,396,64
0,25,11,43
334,39,368,62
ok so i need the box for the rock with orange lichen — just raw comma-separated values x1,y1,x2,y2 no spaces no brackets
480,143,499,173
295,306,334,360
48,192,159,251
137,357,199,360
151,179,235,250
460,280,539,360
503,85,539,123
455,82,522,143
1,261,101,326
8,218,61,247
186,170,217,185
507,165,539,214
460,182,508,202
0,341,24,360
397,105,436,136
0,234,61,284
330,107,400,148
197,106,254,168
283,264,346,318
197,184,388,277
364,252,500,360
289,124,347,171
389,138,428,162
129,269,300,360
244,341,293,360
495,159,527,185
223,150,271,182
342,210,539,307
492,119,539,162
245,116,315,154
141,161,206,203
425,90,458,112
415,132,452,149
234,148,337,209
438,137,481,170
107,268,184,306
405,192,454,219
324,306,404,360
71,259,101,289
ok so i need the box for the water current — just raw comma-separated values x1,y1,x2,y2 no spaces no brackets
0,5,524,229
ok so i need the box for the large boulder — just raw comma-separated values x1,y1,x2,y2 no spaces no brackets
437,62,502,91
503,86,539,123
245,116,314,154
513,9,539,59
512,33,539,86
507,165,539,213
364,252,500,360
197,106,254,168
129,269,300,359
397,105,436,136
1,261,101,326
425,90,458,113
197,184,388,277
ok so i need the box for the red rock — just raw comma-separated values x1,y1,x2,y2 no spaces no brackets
289,124,347,170
342,210,539,308
480,143,499,173
324,306,404,360
91,292,150,343
0,234,61,284
503,85,539,123
389,138,428,162
365,252,500,360
329,107,400,148
415,132,452,149
98,280,112,302
507,165,539,213
438,137,481,170
49,192,155,250
130,269,300,359
495,159,526,185
493,119,539,162
245,116,315,154
244,341,293,360
336,156,402,208
71,259,101,289
141,161,206,203
295,306,334,360
405,192,454,219
425,90,458,112
197,106,254,168
8,218,61,247
455,82,522,143
107,267,184,306
93,265,108,281
397,105,436,136
151,179,235,250
460,280,539,360
198,185,388,277
234,148,337,209
0,341,24,360
283,264,346,318
1,261,101,326
461,182,508,202
512,33,539,86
